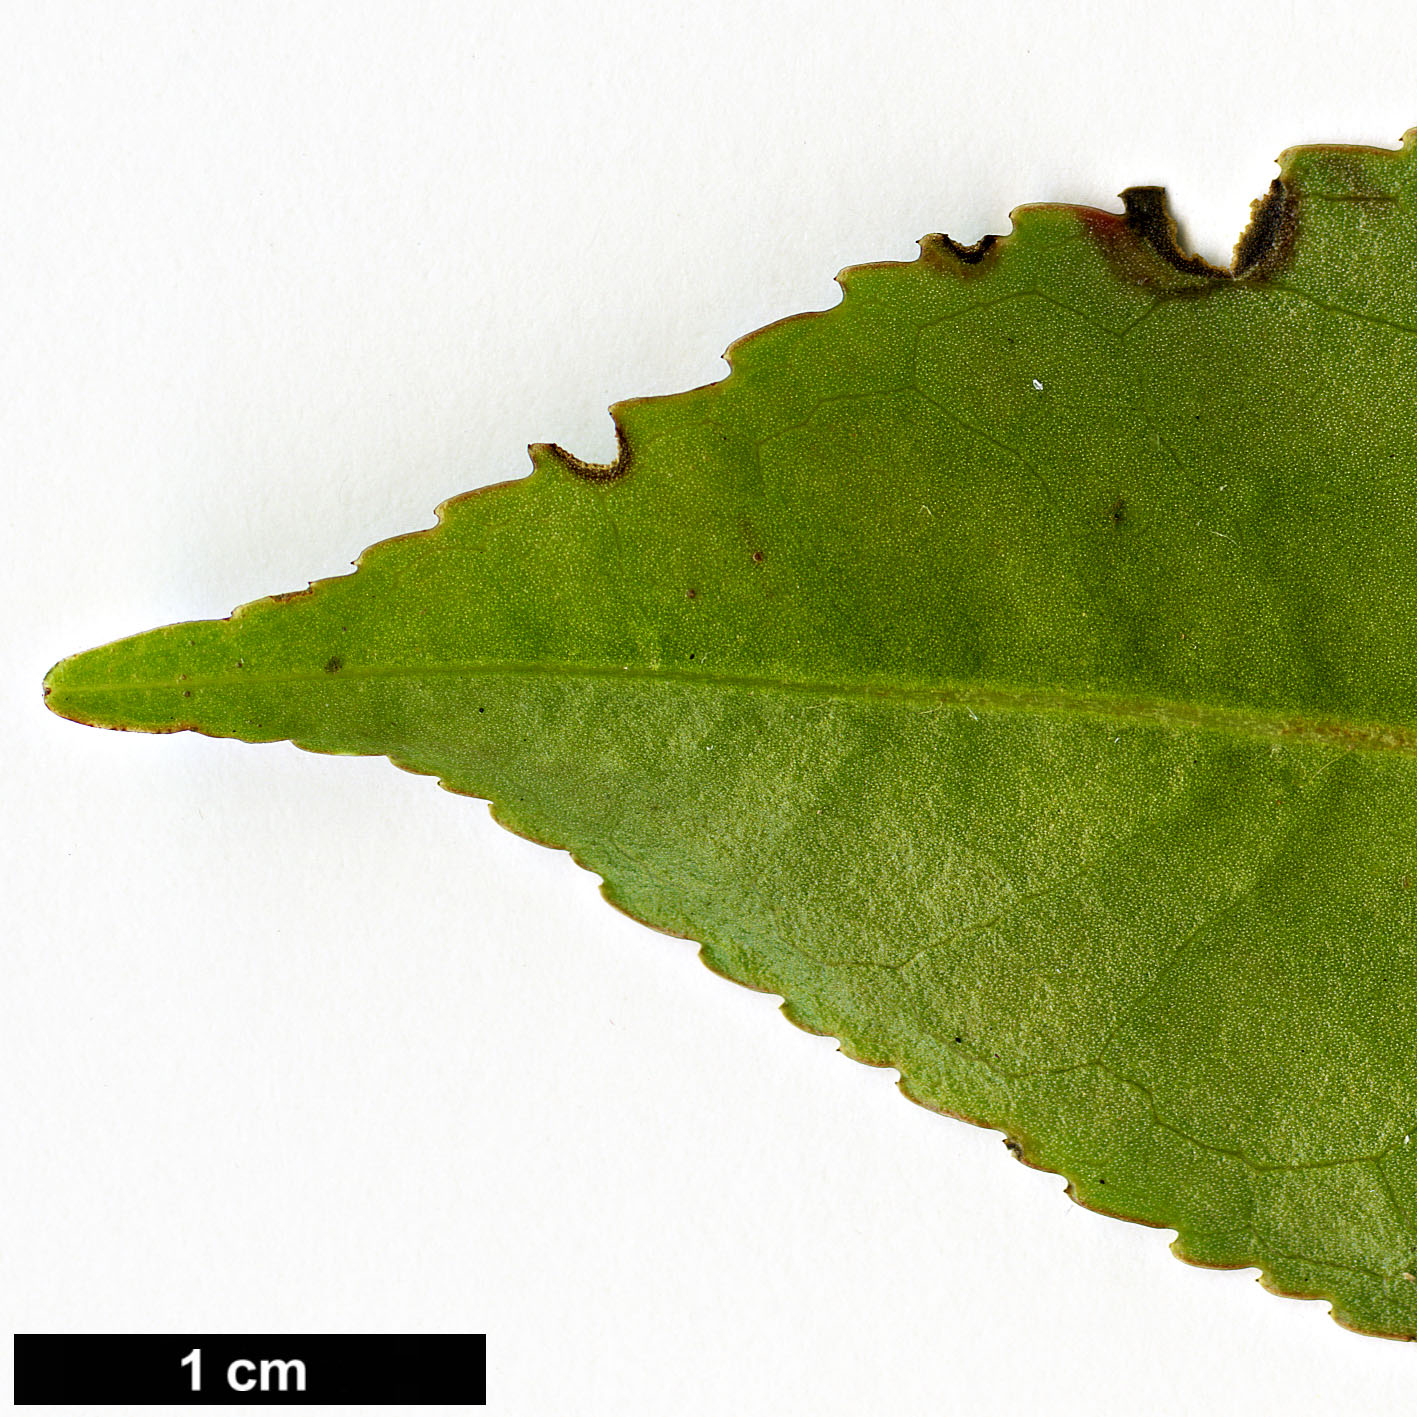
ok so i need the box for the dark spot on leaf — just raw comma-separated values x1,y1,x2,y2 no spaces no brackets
752,550,764,563
325,657,343,673
686,588,698,599
183,690,191,698
1109,497,1127,525
1004,1139,1023,1159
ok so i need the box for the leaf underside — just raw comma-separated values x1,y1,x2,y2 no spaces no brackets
47,131,1417,1339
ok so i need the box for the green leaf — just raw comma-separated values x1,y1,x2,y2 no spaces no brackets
44,130,1417,1339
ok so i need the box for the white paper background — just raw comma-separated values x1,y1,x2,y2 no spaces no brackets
6,3,1417,1412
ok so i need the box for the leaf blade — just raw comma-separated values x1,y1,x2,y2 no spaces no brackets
46,130,1417,1338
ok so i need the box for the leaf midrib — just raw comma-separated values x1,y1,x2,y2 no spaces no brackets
57,659,1417,756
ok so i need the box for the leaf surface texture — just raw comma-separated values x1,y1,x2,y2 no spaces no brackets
47,131,1417,1338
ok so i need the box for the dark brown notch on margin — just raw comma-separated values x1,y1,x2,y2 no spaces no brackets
1118,186,1227,278
919,231,1002,273
538,421,634,484
934,233,999,265
1232,178,1297,278
1119,178,1297,281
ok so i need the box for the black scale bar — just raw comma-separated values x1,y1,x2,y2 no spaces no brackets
14,1334,486,1406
